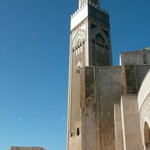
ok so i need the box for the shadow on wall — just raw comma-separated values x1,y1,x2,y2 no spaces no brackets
144,122,150,150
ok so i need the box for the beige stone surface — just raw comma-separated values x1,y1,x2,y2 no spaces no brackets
120,49,150,65
114,103,124,150
96,67,121,150
121,95,143,150
138,70,150,150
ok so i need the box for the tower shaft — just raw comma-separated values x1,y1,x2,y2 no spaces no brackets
67,1,112,150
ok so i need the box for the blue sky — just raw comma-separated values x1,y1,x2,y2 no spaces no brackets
0,0,149,150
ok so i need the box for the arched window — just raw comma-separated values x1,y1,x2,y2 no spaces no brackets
143,54,148,64
77,128,80,136
70,131,73,137
95,33,105,44
144,122,150,149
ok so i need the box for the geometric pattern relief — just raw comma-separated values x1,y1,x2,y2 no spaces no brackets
85,97,95,118
124,65,138,94
85,67,95,99
70,40,85,131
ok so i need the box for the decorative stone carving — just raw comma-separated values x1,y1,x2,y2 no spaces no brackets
75,61,82,73
72,29,86,48
85,97,95,117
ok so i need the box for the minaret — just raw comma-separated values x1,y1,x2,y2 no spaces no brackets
67,0,112,149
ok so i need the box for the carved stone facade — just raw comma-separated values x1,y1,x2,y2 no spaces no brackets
67,0,150,150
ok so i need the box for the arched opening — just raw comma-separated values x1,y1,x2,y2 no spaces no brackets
70,131,74,137
77,128,80,136
144,122,150,149
143,54,148,64
95,33,105,44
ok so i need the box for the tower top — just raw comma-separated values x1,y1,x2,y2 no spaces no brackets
78,0,100,8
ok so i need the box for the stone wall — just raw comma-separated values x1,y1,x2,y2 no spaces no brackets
138,70,150,150
81,66,121,150
120,50,150,65
121,65,150,94
121,95,143,150
114,103,124,150
82,67,98,150
96,66,121,150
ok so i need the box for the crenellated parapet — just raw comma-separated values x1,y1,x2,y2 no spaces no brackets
71,2,87,18
71,1,108,19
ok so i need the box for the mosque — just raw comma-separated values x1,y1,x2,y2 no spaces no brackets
66,0,150,149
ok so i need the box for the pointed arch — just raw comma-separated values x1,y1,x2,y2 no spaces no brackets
91,27,109,45
72,29,86,48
